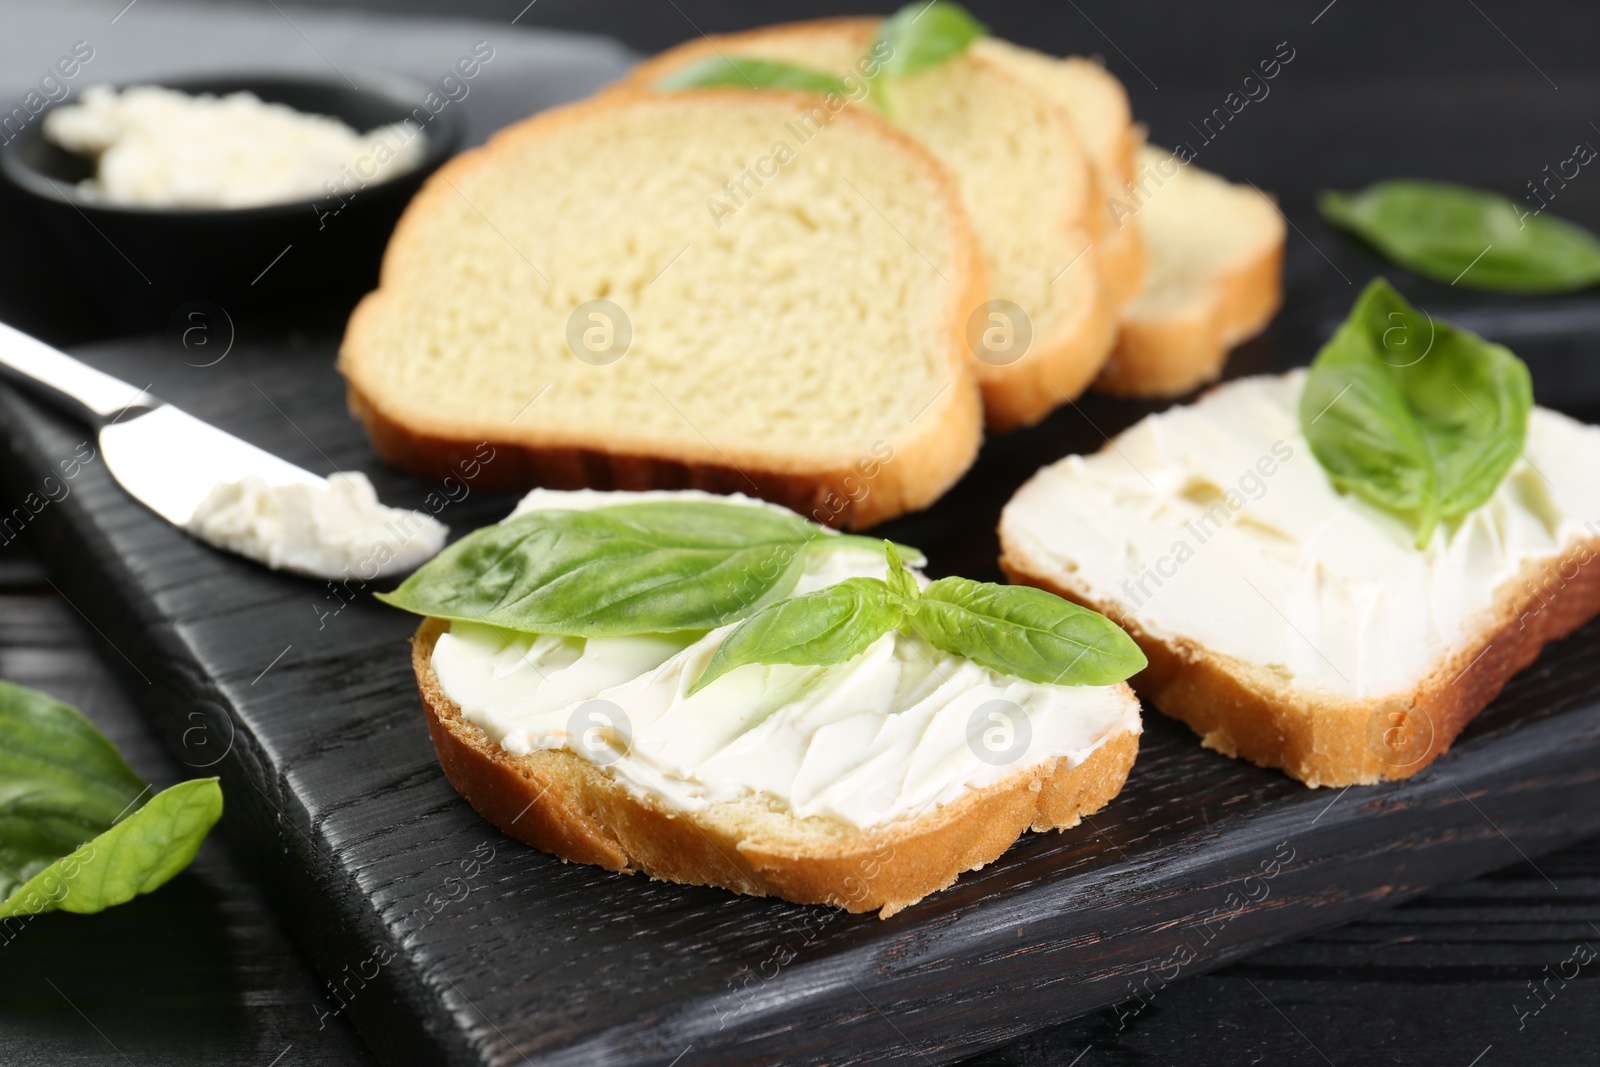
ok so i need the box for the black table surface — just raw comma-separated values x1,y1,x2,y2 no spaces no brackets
4,537,1599,1067
4,1,1600,1065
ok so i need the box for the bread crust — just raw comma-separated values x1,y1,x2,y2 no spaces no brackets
973,270,1118,432
1085,122,1147,310
411,618,1140,916
339,89,986,531
345,371,980,531
1092,188,1148,310
1095,192,1285,399
621,21,1119,432
1001,535,1600,787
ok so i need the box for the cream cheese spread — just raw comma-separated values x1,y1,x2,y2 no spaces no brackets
186,471,446,579
1001,371,1600,700
429,490,1140,829
43,85,425,208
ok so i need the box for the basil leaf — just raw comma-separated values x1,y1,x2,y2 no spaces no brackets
1319,181,1600,293
1,780,222,919
883,541,919,601
379,500,917,638
657,55,849,95
907,578,1146,686
811,534,925,568
1299,335,1436,534
873,1,987,78
1300,279,1533,547
690,578,903,693
0,679,221,918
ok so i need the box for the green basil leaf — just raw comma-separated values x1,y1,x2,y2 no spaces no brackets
657,55,850,95
379,500,919,638
1319,180,1600,293
1298,294,1440,537
1,780,222,919
0,679,221,917
690,577,903,693
1300,278,1533,547
873,1,987,78
907,578,1146,686
810,534,925,568
882,541,919,601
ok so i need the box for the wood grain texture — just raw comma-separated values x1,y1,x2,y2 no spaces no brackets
7,531,1600,1067
0,329,1598,1067
0,548,377,1067
4,2,1600,1064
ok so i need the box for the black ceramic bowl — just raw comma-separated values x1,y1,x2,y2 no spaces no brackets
0,71,460,331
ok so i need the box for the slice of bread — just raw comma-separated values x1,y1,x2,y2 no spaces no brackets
974,39,1147,309
339,91,984,530
405,488,1142,916
623,20,1117,431
999,372,1600,787
1095,145,1286,397
415,617,1140,917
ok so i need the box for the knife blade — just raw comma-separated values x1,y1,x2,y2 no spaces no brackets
0,320,325,527
0,321,447,580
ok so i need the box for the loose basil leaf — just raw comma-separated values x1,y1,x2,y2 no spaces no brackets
1300,278,1533,547
907,577,1147,686
873,1,987,78
1,780,222,919
379,500,917,638
0,679,222,918
1319,181,1600,293
690,578,903,693
657,55,850,95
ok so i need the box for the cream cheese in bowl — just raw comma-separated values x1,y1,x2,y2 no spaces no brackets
43,84,426,208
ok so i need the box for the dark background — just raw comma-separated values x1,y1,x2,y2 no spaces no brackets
8,0,1600,355
2,1,1599,1065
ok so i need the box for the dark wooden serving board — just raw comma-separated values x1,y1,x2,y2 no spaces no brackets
1,286,1599,1066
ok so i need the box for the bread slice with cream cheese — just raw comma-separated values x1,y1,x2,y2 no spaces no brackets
999,372,1600,787
1096,146,1286,397
622,19,1118,430
407,490,1142,917
339,91,984,530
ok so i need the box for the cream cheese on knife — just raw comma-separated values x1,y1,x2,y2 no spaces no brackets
186,471,446,580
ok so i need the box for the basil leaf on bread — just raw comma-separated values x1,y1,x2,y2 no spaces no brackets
386,500,1143,690
871,1,987,78
909,577,1145,686
656,56,853,95
692,577,904,692
692,543,1146,691
655,2,985,97
379,500,920,637
1300,278,1533,547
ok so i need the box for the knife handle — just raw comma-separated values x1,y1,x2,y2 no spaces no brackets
0,321,153,427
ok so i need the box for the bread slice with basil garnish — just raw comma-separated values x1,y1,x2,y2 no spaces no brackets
340,90,984,530
1001,279,1600,787
623,4,1118,431
381,490,1145,917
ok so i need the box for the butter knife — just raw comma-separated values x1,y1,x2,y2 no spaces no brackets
0,321,442,576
